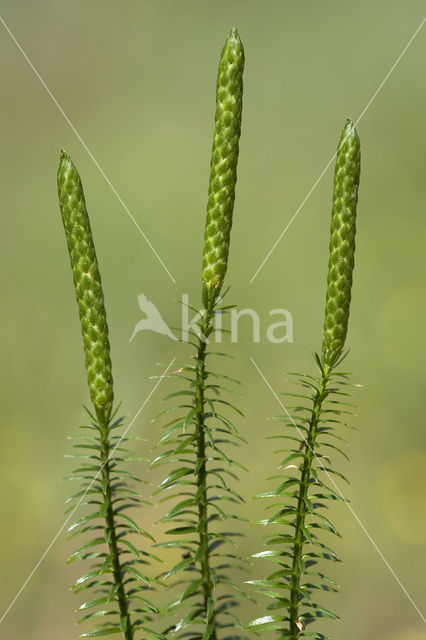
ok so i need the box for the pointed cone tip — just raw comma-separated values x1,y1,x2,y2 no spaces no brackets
344,117,359,136
60,148,71,163
228,26,241,42
340,118,360,145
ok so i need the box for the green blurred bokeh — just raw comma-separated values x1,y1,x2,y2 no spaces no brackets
0,2,425,639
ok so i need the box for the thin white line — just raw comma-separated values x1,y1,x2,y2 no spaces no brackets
249,156,336,284
250,356,426,624
354,17,426,126
0,357,176,625
0,15,176,285
249,17,426,284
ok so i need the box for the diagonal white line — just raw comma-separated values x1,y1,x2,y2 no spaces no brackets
249,16,426,284
0,357,176,625
250,356,426,624
0,15,176,284
354,17,426,125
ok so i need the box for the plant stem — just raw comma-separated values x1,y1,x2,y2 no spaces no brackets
194,309,217,640
288,366,331,637
99,418,134,640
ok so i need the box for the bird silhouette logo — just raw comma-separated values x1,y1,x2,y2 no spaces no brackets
129,294,177,342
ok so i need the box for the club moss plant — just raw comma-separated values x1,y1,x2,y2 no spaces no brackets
152,28,248,640
55,28,364,640
58,151,158,639
248,119,361,639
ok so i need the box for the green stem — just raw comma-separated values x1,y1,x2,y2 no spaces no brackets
194,309,217,640
288,366,330,638
99,419,134,640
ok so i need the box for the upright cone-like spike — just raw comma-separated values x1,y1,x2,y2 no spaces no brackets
322,119,361,367
202,27,244,307
57,150,114,423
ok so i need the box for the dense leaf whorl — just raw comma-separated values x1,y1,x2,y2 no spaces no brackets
57,150,114,423
202,27,244,307
248,358,352,638
322,119,360,367
153,303,248,640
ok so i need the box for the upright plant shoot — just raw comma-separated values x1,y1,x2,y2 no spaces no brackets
250,119,361,638
58,151,156,639
153,28,247,640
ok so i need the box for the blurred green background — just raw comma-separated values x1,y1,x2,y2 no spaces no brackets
0,1,425,638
